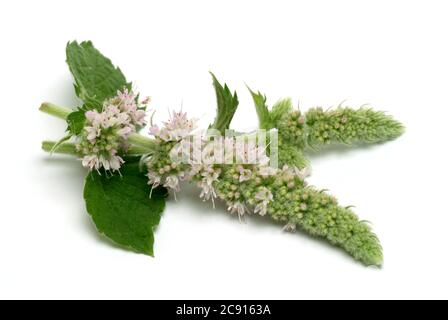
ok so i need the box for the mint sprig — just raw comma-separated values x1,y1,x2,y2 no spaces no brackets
41,41,167,257
40,41,405,266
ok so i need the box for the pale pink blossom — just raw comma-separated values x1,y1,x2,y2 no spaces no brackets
255,187,273,203
189,164,220,204
198,180,217,202
105,155,124,171
236,165,252,182
117,126,133,137
156,111,198,141
108,89,147,127
254,187,273,216
82,155,100,171
164,175,180,192
254,203,268,216
294,166,311,180
280,165,295,181
258,165,278,177
147,171,161,187
85,126,100,141
149,125,160,136
227,202,246,221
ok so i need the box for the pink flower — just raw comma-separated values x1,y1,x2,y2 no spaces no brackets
254,203,268,216
147,171,161,187
294,166,311,180
164,175,180,192
258,165,278,177
149,125,160,136
198,181,217,202
108,89,147,127
85,126,100,141
85,110,104,127
117,126,133,137
82,155,100,170
155,111,198,141
255,187,273,203
131,109,146,126
227,202,246,221
236,165,252,182
189,164,220,204
253,187,273,216
106,155,124,171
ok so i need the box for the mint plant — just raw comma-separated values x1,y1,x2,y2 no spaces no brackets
40,41,404,265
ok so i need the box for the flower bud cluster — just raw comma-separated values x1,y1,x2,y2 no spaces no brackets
276,110,307,148
273,185,382,266
305,107,405,148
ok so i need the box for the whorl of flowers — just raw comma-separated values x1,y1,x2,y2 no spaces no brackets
146,112,272,209
149,110,198,142
77,89,149,171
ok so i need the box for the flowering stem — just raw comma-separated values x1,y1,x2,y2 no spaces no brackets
42,141,78,155
42,140,152,156
39,103,72,120
128,133,157,152
127,144,153,155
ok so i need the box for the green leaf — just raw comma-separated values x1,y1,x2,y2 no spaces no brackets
66,41,131,110
209,72,239,133
66,108,86,135
84,159,167,256
247,87,273,129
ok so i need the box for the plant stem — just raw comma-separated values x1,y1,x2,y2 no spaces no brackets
39,102,72,120
127,144,153,155
42,141,78,155
42,140,152,156
128,133,157,152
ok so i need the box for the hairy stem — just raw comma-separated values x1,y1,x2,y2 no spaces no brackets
39,103,72,120
42,140,152,156
128,133,157,152
42,141,78,155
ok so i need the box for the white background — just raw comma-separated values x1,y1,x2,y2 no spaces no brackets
0,0,447,300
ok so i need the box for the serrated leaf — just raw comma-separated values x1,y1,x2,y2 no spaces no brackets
84,159,167,256
209,72,239,133
66,41,131,111
248,87,273,129
66,108,86,135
